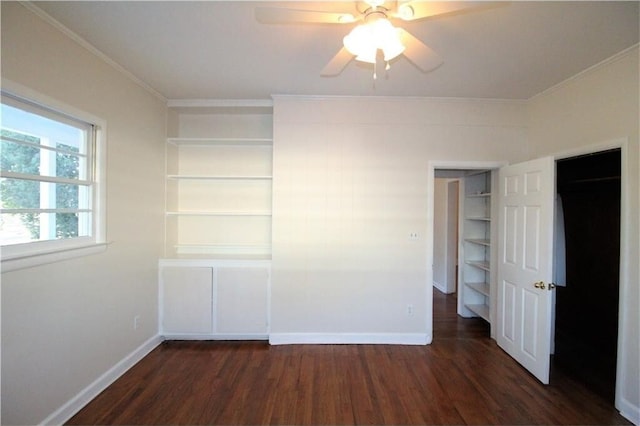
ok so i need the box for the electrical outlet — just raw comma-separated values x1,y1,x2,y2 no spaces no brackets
407,304,414,316
133,315,141,330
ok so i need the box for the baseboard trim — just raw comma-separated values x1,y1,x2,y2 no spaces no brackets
162,333,269,341
40,334,163,426
432,280,446,293
618,396,640,426
269,333,430,345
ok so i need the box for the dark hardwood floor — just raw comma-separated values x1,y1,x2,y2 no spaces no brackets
68,290,630,425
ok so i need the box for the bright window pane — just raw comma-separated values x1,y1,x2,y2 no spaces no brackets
0,211,90,245
0,178,40,209
0,137,40,175
0,93,95,248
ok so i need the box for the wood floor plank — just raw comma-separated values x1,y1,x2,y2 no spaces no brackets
67,291,631,425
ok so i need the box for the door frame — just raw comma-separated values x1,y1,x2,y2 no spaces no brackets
550,138,630,414
426,160,506,340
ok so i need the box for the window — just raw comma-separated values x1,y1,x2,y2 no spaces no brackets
1,88,106,270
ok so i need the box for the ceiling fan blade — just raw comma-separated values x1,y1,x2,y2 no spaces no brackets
398,29,443,72
395,1,498,21
255,7,355,24
321,47,355,77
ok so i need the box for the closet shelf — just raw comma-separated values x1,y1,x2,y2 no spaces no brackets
465,238,491,246
467,192,492,198
466,260,491,271
465,281,490,297
465,304,490,322
466,216,491,222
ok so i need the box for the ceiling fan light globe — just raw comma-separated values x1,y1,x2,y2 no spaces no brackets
355,46,378,64
344,17,406,64
371,18,395,43
382,43,405,61
381,27,405,61
343,25,371,56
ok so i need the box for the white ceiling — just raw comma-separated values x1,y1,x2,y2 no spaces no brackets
33,1,639,101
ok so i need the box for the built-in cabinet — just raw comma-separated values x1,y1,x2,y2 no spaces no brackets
160,103,273,340
160,259,270,339
458,170,497,325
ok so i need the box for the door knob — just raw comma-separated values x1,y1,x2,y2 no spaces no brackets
534,281,546,289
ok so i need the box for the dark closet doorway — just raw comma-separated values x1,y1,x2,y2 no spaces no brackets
554,149,621,402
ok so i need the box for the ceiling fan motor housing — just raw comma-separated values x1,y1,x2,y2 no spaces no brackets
356,0,395,16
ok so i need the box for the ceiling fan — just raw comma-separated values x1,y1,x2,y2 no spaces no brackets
255,1,491,77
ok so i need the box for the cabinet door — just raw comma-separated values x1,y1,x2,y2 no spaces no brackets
216,267,269,334
161,267,213,334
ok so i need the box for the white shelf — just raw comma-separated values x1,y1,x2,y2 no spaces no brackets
465,169,492,177
466,260,490,271
174,244,271,257
467,192,492,198
465,238,491,246
466,216,491,222
465,303,490,322
465,281,490,297
167,175,272,181
167,211,271,217
167,137,272,146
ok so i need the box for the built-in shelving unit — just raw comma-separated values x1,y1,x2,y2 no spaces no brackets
458,170,496,324
164,104,274,259
160,103,274,341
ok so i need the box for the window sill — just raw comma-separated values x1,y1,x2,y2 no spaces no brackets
1,242,109,273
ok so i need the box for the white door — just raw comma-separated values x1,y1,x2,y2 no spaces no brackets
497,157,555,383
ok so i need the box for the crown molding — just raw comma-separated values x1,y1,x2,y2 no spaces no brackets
19,1,167,103
167,99,273,108
528,44,639,102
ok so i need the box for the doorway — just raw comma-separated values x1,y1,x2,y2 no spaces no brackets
432,165,501,341
553,148,621,402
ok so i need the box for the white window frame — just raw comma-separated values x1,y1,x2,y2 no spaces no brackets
1,80,107,272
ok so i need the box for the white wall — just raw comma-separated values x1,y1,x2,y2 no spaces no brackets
1,3,167,425
445,180,459,294
432,179,448,293
270,96,528,343
527,46,639,423
433,178,459,295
